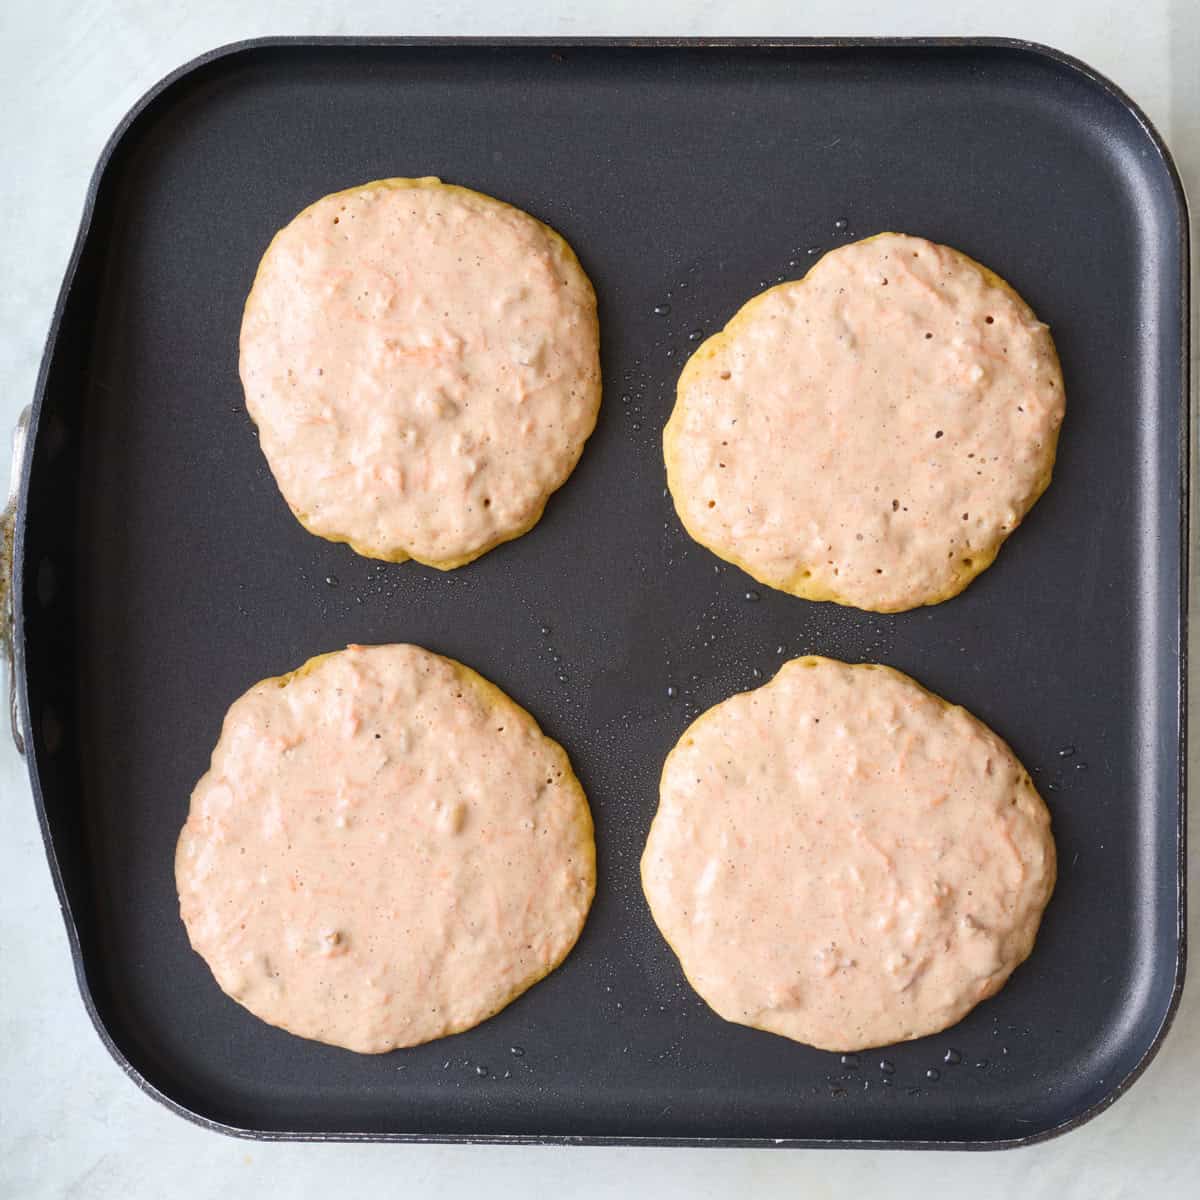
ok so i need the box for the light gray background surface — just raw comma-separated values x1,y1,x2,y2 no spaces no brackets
2,2,1197,1196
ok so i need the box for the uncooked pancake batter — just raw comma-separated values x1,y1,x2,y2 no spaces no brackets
664,233,1065,611
240,178,602,568
177,643,595,1053
642,656,1056,1051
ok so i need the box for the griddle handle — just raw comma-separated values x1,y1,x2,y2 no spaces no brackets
0,405,30,756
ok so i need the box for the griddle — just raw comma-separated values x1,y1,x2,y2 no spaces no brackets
6,38,1188,1147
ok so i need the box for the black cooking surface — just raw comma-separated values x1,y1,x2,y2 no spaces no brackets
16,40,1186,1145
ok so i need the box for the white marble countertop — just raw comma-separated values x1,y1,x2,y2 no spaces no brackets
2,1,1196,1195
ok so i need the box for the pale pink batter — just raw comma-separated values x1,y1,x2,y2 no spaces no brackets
665,233,1065,611
176,644,595,1053
240,179,601,567
642,657,1055,1052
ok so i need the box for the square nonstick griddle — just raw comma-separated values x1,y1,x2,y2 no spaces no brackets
14,38,1188,1147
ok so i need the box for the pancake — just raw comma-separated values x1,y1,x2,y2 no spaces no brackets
664,233,1065,612
176,643,595,1053
641,656,1056,1052
240,178,601,568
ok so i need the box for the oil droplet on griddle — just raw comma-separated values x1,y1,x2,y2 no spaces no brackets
654,303,671,316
